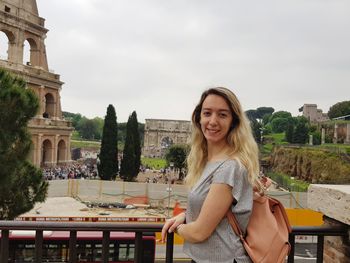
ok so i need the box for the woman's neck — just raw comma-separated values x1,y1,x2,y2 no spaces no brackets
207,142,230,162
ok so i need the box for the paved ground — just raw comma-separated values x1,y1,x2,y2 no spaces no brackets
20,197,166,219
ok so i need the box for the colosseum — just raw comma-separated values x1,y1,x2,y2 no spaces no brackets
0,0,73,167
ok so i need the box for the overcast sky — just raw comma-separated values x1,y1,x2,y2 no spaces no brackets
35,0,350,123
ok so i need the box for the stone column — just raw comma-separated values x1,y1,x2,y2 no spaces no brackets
38,85,45,117
309,134,313,145
36,134,43,167
66,135,72,164
345,124,350,144
333,124,338,143
53,92,59,120
53,135,59,166
321,128,326,144
8,28,24,64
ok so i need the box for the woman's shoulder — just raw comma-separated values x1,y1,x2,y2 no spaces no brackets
223,158,245,170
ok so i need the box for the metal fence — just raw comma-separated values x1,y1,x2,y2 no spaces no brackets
0,221,348,263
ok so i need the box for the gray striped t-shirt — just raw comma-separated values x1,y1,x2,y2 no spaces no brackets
183,159,253,263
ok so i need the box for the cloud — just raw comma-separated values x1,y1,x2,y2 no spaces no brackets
37,0,350,122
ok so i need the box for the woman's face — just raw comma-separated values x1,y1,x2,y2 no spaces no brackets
200,94,233,145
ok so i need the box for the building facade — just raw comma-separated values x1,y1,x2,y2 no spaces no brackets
302,104,329,123
0,0,73,167
143,119,191,158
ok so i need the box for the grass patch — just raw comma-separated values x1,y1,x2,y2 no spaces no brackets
267,172,309,192
261,133,288,155
71,130,81,140
71,140,101,149
316,143,350,154
142,157,167,170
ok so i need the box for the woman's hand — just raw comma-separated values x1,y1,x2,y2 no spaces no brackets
161,212,186,242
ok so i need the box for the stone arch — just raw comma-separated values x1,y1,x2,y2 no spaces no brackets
0,29,15,60
42,139,53,166
23,37,38,66
57,139,67,164
43,93,55,118
143,119,191,158
161,136,173,149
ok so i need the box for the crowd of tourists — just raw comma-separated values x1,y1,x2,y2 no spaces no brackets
42,163,98,180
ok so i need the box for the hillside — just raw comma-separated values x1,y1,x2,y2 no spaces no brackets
269,146,350,184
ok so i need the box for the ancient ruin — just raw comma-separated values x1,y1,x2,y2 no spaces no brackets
0,0,73,166
143,119,191,157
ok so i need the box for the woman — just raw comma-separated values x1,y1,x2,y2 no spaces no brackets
161,87,260,263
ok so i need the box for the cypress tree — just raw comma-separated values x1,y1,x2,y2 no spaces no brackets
285,121,294,143
0,68,48,219
98,104,118,180
293,120,309,144
120,115,135,181
131,111,141,177
120,111,141,181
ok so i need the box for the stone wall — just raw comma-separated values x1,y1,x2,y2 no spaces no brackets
308,184,350,262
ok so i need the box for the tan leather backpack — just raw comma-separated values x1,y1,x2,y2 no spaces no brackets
227,190,292,263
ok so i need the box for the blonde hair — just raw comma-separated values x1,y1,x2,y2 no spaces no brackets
185,87,260,189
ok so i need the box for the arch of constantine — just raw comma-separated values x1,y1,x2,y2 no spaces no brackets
0,0,73,167
143,119,191,158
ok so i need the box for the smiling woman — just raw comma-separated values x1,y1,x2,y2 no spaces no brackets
162,87,260,263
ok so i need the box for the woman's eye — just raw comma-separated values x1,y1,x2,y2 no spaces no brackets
202,111,210,116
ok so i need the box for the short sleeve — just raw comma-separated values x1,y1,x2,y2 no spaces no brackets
211,159,248,204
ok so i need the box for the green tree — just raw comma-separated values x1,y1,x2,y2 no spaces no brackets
120,111,141,181
98,104,118,180
293,117,309,144
245,110,258,122
78,118,100,140
250,118,262,143
62,111,82,127
328,101,350,119
271,117,291,133
130,112,141,178
165,144,188,179
256,107,274,119
310,131,321,145
269,111,292,123
0,68,48,219
285,121,294,143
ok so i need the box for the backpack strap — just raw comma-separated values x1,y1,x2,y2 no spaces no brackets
226,209,245,241
226,177,270,240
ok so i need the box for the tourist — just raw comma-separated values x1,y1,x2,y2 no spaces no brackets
161,87,260,262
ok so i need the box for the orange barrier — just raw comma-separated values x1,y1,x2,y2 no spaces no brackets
285,208,323,226
123,195,149,205
173,201,184,216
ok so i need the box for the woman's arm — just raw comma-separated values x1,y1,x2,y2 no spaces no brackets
176,183,233,243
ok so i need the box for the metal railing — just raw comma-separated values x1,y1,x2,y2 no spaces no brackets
0,221,348,263
0,221,174,263
287,225,348,263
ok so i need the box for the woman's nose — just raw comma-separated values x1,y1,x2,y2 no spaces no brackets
208,114,218,125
